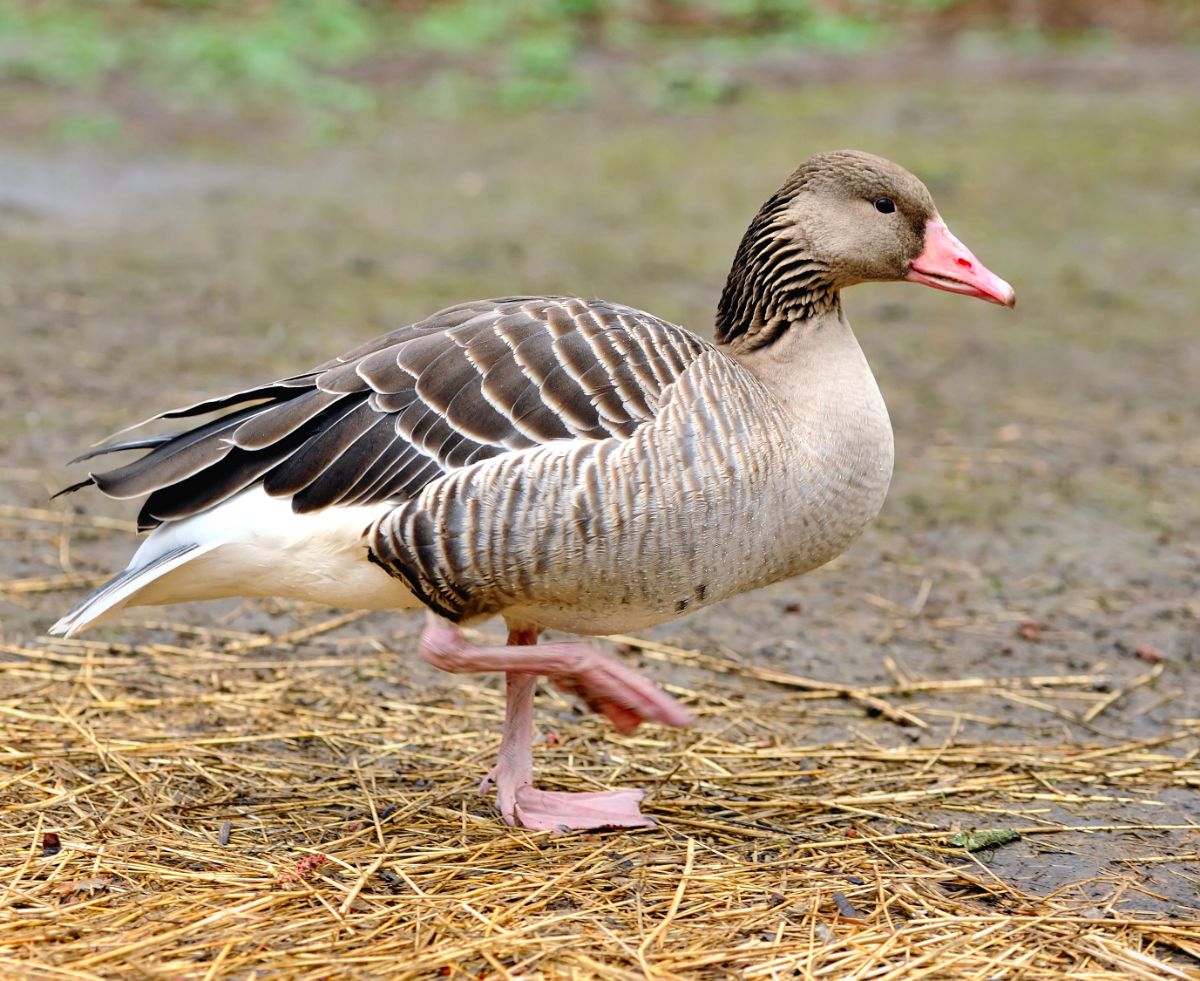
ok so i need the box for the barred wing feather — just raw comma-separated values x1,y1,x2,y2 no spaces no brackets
63,296,710,530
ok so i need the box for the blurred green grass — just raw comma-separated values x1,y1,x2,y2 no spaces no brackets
2,0,1196,136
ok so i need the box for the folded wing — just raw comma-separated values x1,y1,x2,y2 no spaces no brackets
64,296,710,530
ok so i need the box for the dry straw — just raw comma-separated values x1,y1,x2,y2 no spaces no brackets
1,504,1198,979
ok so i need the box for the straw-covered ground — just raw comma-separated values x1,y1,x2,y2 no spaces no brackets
2,54,1199,979
1,578,1197,978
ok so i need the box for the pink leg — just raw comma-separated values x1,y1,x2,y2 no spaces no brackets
417,617,692,733
419,616,691,832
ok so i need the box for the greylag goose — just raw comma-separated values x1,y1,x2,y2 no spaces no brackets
51,150,1013,832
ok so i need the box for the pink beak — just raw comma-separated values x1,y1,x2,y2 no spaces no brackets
905,218,1016,308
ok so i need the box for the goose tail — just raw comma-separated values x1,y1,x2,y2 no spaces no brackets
48,541,213,638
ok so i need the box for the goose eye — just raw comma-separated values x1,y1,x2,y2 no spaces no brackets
874,198,896,214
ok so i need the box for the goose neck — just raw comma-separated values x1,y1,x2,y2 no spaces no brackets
721,306,862,402
714,200,840,352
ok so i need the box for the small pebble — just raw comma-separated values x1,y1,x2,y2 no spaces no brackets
832,891,863,918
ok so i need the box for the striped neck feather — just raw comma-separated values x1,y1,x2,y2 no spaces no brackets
714,190,840,352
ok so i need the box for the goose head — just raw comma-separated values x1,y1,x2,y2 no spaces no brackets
716,150,1015,350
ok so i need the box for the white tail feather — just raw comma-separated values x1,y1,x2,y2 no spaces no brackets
48,486,416,639
48,541,218,638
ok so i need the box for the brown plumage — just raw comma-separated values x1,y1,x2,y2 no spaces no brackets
66,296,707,531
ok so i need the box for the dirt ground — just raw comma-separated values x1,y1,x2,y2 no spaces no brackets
1,54,1198,975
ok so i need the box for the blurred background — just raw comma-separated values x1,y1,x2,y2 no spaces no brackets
1,0,1199,923
1,0,1198,127
3,0,1200,691
3,4,1199,684
3,0,1198,636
